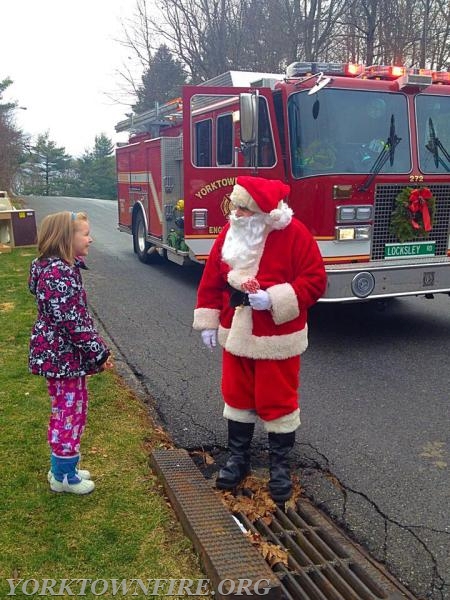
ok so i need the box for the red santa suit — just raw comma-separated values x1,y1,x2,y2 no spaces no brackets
193,176,326,433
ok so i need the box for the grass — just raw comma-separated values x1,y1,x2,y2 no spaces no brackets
0,248,205,598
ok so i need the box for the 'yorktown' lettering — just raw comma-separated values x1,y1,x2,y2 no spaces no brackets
195,178,237,199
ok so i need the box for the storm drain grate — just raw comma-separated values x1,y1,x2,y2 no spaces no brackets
150,448,281,599
235,501,415,600
151,449,416,600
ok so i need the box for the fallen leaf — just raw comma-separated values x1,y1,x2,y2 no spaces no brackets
191,450,215,465
245,531,288,567
217,475,277,524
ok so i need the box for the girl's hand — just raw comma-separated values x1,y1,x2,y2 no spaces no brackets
104,356,114,370
99,356,114,372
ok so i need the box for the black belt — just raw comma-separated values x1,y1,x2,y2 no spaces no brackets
227,286,250,308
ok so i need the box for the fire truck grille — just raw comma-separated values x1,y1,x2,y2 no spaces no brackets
371,184,450,260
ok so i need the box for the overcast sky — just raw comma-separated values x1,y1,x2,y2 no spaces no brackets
3,0,143,157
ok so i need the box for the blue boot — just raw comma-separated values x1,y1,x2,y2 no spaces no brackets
48,453,91,482
49,454,95,495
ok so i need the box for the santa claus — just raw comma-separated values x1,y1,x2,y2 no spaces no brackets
193,175,326,503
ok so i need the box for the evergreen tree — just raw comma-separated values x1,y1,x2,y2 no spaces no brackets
133,44,187,113
0,77,17,114
91,133,114,158
75,134,116,200
21,132,71,196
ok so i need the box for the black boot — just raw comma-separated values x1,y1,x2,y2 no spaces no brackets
268,431,296,503
216,420,255,490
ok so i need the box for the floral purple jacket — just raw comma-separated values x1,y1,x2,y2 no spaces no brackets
28,257,110,378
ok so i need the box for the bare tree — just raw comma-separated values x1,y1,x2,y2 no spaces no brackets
423,0,450,69
0,78,25,192
116,0,156,101
144,0,243,80
117,0,450,107
377,0,418,65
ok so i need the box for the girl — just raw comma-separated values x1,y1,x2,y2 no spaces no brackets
29,211,111,495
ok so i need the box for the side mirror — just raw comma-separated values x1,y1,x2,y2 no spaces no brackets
240,92,258,143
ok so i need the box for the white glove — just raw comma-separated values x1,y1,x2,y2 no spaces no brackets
201,329,217,350
248,289,272,310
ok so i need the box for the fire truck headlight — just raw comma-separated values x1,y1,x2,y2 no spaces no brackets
336,227,355,240
192,208,208,229
355,226,371,240
351,272,375,298
356,206,373,220
335,226,371,241
337,205,373,222
338,207,356,221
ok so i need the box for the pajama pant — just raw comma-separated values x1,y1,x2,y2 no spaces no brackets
47,377,88,456
221,350,301,423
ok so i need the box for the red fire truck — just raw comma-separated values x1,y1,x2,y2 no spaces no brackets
115,62,450,302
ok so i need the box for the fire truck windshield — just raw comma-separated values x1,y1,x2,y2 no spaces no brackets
416,94,450,173
288,88,411,177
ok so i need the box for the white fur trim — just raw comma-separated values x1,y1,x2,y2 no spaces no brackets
192,307,220,330
226,229,270,290
263,409,300,433
230,184,261,213
223,404,257,423
227,268,257,291
266,201,293,230
217,308,308,359
267,283,300,325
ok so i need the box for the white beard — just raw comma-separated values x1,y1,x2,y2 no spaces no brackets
221,211,269,270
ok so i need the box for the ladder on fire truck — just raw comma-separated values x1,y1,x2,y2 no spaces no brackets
115,97,183,137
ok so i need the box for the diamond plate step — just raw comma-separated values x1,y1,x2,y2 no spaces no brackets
151,448,281,599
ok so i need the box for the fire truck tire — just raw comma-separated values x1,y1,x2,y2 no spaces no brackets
133,211,154,264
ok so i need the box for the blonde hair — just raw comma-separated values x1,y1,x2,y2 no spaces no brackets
37,211,88,264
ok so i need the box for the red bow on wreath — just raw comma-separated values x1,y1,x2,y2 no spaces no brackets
408,188,432,231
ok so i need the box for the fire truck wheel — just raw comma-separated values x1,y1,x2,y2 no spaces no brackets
133,210,154,264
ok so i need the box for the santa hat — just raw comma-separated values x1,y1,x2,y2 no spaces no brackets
230,176,293,230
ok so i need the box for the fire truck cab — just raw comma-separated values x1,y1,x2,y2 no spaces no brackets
115,63,450,302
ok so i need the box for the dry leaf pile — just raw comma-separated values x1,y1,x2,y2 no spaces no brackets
219,475,277,525
245,532,289,567
190,449,215,466
216,474,303,569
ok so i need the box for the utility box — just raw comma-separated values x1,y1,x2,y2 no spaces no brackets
10,210,37,246
0,193,37,252
0,192,13,253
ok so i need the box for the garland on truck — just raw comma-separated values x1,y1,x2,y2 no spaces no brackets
390,187,436,243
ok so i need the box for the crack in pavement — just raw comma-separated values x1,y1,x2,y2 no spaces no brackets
296,442,448,600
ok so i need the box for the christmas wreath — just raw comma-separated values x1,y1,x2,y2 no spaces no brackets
389,187,436,243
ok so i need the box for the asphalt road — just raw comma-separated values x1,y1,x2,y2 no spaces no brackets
25,196,449,599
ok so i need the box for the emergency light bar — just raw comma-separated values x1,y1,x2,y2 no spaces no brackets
364,65,405,80
285,60,450,85
286,62,363,78
432,71,450,84
397,73,432,90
